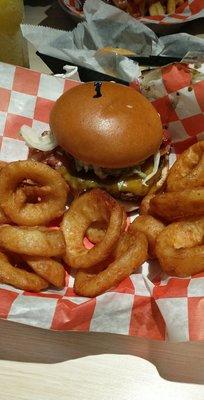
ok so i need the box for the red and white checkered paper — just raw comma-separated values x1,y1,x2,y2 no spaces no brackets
139,0,204,24
0,61,203,342
64,0,204,25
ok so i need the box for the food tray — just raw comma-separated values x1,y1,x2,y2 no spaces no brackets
0,61,203,342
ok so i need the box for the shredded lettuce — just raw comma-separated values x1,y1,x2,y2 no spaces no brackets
142,151,161,186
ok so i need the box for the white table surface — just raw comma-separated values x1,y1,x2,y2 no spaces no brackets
0,4,204,399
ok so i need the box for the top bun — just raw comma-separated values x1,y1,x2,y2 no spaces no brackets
50,82,163,169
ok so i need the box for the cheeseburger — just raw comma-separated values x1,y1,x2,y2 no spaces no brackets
22,82,170,205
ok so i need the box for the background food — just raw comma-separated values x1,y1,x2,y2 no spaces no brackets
107,0,184,16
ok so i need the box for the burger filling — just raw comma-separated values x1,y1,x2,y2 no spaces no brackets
21,125,170,201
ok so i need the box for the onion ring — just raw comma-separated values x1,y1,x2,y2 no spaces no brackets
23,256,66,288
86,208,127,244
0,252,49,292
140,193,156,215
167,141,204,192
0,161,8,169
155,218,204,277
18,184,52,201
86,221,108,244
0,162,10,224
0,226,65,257
149,188,204,221
130,215,165,258
61,189,124,269
0,208,10,224
139,176,167,216
0,160,68,226
74,230,148,297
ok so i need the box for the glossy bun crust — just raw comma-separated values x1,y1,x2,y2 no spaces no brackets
50,82,163,168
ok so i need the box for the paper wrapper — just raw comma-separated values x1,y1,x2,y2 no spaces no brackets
0,61,203,341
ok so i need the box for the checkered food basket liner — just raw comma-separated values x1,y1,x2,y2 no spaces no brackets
139,0,204,24
0,61,203,341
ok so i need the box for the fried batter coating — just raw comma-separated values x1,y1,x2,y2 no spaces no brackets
155,218,204,277
74,230,148,297
0,252,49,292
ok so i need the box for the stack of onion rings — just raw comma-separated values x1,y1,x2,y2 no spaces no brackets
0,140,203,294
0,160,68,292
140,140,204,277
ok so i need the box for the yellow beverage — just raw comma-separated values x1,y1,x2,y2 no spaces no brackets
0,0,29,67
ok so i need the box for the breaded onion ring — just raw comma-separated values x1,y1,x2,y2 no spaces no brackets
130,215,165,258
19,184,52,200
23,256,66,288
140,193,156,215
86,208,127,244
0,208,10,224
0,161,8,169
155,218,204,277
61,189,124,269
0,226,65,257
0,252,49,292
74,230,148,297
0,161,68,226
86,221,108,244
0,161,10,224
149,188,204,221
167,141,204,192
